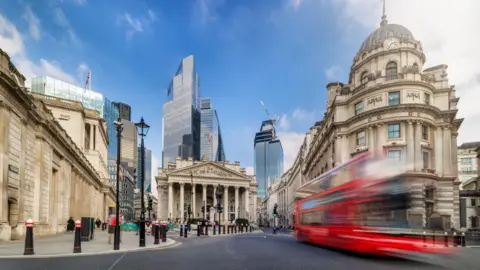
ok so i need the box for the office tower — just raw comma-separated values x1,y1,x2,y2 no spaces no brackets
137,147,152,192
162,55,201,167
200,97,226,162
120,119,138,169
113,102,132,121
254,120,284,198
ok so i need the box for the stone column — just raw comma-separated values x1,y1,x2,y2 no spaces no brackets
179,183,185,223
213,185,217,206
0,106,10,225
434,128,444,176
202,184,207,219
341,135,349,163
191,184,196,218
406,121,414,171
89,124,95,150
368,126,375,154
245,188,249,220
443,127,452,175
414,122,422,171
168,183,173,219
253,192,257,223
224,186,229,222
235,186,239,220
376,124,386,156
451,132,459,177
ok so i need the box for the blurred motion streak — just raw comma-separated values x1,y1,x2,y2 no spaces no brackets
294,152,456,258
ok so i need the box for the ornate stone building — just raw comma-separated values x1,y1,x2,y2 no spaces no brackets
0,49,115,241
156,156,257,224
297,11,462,229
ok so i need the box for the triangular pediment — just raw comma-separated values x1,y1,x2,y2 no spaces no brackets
168,162,249,180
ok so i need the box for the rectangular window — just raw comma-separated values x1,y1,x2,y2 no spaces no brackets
388,91,400,106
388,124,401,139
355,102,363,115
461,158,472,164
425,93,430,105
423,152,429,169
471,199,477,207
422,125,428,140
356,131,365,145
387,150,402,161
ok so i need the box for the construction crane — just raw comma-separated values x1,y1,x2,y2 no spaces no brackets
260,100,280,124
260,100,280,140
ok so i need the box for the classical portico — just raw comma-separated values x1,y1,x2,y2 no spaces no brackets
156,157,257,224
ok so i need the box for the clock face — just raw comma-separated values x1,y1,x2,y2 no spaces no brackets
384,38,398,50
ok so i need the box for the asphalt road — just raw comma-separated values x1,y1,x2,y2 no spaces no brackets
0,231,476,270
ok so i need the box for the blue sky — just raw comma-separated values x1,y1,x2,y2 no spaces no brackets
2,0,476,178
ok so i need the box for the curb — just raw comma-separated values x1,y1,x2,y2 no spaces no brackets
0,239,181,259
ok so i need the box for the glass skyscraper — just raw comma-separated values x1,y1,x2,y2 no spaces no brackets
162,55,201,167
137,147,152,192
29,76,119,160
254,120,284,198
200,97,226,162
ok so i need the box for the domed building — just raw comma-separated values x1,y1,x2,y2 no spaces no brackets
299,8,462,230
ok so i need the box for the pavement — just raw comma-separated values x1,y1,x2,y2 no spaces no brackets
0,229,478,269
0,230,177,258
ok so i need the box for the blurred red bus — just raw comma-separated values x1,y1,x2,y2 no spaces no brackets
294,153,449,257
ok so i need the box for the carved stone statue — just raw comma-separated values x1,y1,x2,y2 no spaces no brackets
215,184,224,201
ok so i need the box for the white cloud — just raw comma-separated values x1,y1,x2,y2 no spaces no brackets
22,5,40,41
288,0,304,10
324,65,344,81
192,0,224,25
276,108,316,172
331,0,480,144
52,8,81,46
0,13,81,86
120,10,158,40
77,63,89,78
150,154,160,198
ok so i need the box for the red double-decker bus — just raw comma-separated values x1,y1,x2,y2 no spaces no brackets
294,153,449,257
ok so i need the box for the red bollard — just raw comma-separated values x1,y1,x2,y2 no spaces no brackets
24,219,34,255
73,220,82,253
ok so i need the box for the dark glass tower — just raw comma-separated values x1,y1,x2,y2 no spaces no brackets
113,102,132,121
254,120,284,198
162,55,201,167
200,97,226,162
137,147,152,192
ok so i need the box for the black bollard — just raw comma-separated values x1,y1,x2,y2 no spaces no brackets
227,225,230,234
205,225,209,236
423,231,426,247
180,224,183,237
184,224,188,238
234,225,237,234
161,223,167,242
223,225,225,235
73,220,82,253
154,224,160,245
461,232,466,247
444,232,448,247
24,219,34,255
453,232,458,247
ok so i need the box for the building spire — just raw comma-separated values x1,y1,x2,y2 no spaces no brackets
380,0,388,27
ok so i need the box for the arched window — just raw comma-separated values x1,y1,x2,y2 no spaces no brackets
386,61,398,80
360,71,369,85
413,62,418,71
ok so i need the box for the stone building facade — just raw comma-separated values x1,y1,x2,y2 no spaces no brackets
298,13,462,229
156,156,257,224
0,49,115,242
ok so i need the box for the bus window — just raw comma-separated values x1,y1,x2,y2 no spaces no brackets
301,210,324,226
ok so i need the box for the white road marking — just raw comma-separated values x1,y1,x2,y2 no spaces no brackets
107,252,127,270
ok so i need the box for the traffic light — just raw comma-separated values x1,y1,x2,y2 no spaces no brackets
217,203,223,213
147,198,153,211
273,203,278,217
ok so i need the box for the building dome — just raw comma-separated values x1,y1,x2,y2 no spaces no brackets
357,4,415,56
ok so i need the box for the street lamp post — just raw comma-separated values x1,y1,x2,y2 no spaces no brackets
135,117,150,247
113,118,123,250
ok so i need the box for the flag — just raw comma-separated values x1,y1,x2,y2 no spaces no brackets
84,71,91,92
